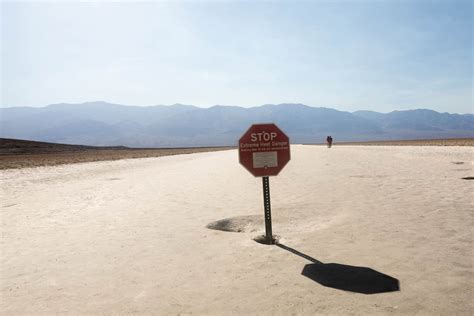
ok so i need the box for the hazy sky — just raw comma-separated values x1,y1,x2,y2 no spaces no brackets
1,0,472,113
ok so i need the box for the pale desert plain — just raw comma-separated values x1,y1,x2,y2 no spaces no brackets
1,145,473,314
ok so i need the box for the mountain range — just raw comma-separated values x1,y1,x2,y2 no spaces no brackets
1,102,472,147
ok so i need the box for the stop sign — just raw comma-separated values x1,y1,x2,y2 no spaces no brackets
239,123,291,177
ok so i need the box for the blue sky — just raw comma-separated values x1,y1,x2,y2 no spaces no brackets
1,0,472,113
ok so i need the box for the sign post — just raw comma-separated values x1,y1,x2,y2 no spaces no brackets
262,176,272,243
238,123,291,244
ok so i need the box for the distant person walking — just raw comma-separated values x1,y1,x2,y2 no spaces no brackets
326,136,333,148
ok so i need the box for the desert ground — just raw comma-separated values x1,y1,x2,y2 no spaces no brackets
1,145,473,314
2,138,473,170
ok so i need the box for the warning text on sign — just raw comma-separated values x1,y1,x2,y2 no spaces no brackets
240,141,289,151
253,151,278,168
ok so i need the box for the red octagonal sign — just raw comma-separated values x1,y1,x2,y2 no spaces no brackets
239,123,291,177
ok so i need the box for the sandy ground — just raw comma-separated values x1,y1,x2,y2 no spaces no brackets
334,138,474,147
1,145,473,314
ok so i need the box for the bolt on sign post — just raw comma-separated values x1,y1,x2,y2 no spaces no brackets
238,123,291,244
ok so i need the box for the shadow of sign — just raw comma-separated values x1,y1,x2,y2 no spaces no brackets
276,243,400,294
302,263,399,294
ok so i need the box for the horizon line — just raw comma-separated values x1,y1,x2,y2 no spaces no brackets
1,101,472,115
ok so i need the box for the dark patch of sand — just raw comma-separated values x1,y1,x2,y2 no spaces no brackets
206,215,263,233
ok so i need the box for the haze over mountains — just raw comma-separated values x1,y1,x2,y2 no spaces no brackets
1,102,473,147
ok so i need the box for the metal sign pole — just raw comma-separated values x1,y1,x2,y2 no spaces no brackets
262,176,273,244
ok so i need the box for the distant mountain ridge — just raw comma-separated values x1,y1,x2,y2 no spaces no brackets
1,102,472,147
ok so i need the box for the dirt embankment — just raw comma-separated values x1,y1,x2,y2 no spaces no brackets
0,138,235,170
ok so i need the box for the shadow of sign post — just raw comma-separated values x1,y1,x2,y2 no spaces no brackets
276,243,400,294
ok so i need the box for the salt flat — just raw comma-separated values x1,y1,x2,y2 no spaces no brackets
1,145,473,314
